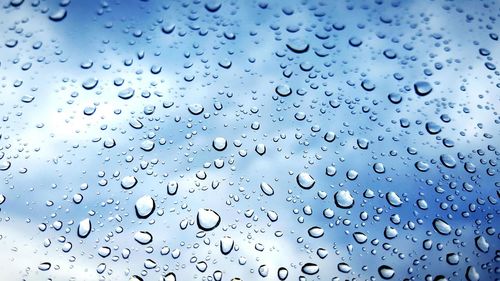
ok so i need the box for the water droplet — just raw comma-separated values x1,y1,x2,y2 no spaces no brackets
433,218,452,235
415,161,429,172
121,176,138,189
373,162,385,173
258,264,269,277
386,191,403,207
440,154,456,168
425,121,442,135
205,0,222,12
197,208,221,231
338,262,351,273
77,218,91,238
82,78,98,90
296,172,315,189
218,59,232,69
220,236,234,255
134,231,153,244
378,265,395,279
83,106,96,116
324,131,336,142
188,104,204,115
140,140,155,151
349,37,362,47
301,263,319,275
212,137,227,151
446,253,460,265
353,232,368,244
308,226,324,238
361,79,375,91
474,236,489,252
21,95,34,103
277,267,288,280
260,182,274,196
275,84,292,97
0,161,11,171
255,144,266,155
466,266,480,281
49,8,67,22
334,190,355,209
135,195,155,219
162,24,176,34
5,39,18,48
414,81,432,96
167,181,178,195
38,262,51,271
10,0,24,7
357,138,369,149
118,88,135,99
286,39,309,53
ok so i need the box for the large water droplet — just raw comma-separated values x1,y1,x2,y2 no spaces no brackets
77,218,91,238
188,104,204,115
433,218,452,235
414,81,432,96
134,231,153,244
121,176,138,189
301,263,319,275
275,84,292,97
334,190,355,209
220,236,234,255
135,195,155,219
212,137,227,151
260,182,274,196
308,226,324,238
378,265,395,279
296,172,315,189
49,8,67,22
197,209,221,231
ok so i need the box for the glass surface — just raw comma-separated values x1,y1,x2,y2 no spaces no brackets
0,0,498,280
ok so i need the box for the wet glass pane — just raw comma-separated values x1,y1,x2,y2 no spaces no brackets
0,0,498,280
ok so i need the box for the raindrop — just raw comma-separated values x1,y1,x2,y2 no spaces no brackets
260,182,274,196
212,137,227,151
334,190,355,209
0,161,11,171
38,262,51,271
474,236,489,253
277,267,288,280
135,195,155,219
118,88,135,99
386,191,403,207
373,162,385,173
440,154,456,168
205,0,222,12
82,78,98,90
121,176,138,189
197,209,221,231
220,236,234,255
286,39,309,53
433,218,452,235
275,84,292,97
414,81,432,96
49,8,67,22
296,172,315,189
425,122,442,135
378,265,395,279
301,263,319,275
77,218,91,238
134,231,153,244
162,24,176,34
308,226,324,238
188,104,204,115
